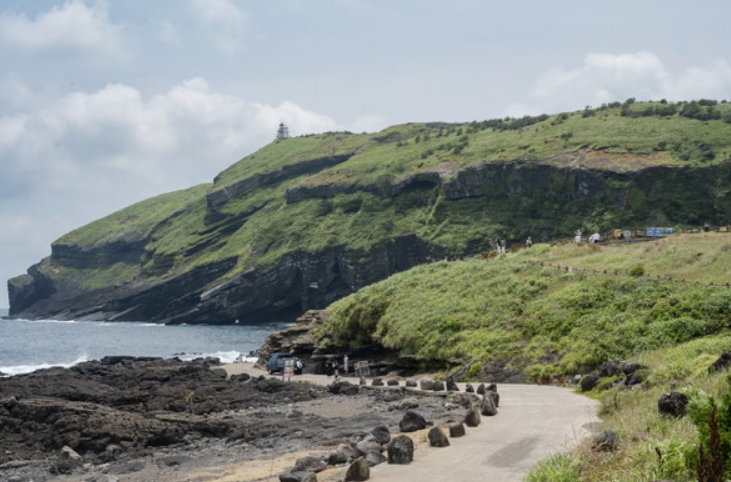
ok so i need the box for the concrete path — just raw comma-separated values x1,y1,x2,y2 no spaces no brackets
224,364,600,482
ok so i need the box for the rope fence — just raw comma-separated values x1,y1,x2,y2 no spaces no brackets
520,260,731,290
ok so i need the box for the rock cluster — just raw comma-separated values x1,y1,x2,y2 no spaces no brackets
580,359,647,392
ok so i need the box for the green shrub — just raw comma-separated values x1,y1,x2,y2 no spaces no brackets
525,453,581,482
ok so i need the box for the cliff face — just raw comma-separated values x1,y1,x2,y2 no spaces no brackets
8,107,731,324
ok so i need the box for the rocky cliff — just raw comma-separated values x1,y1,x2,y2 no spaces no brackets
8,103,731,323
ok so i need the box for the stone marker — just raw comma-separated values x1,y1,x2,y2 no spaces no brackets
399,410,429,432
428,426,450,447
387,435,414,465
345,456,370,481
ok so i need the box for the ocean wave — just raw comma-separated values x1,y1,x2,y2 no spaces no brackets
173,350,258,364
0,354,89,377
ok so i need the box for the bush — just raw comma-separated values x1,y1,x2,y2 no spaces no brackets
629,265,645,277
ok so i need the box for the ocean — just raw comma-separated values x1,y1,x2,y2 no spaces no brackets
0,317,287,377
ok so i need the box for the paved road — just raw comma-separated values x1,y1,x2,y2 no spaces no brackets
224,364,599,482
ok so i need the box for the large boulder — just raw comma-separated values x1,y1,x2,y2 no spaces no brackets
293,456,328,473
279,472,317,482
658,392,689,418
356,439,383,457
365,450,387,467
709,352,731,373
399,410,429,432
427,426,450,447
446,377,460,392
480,394,498,416
432,380,445,392
329,380,360,395
591,430,618,452
371,425,391,446
449,422,466,438
328,444,358,466
465,405,481,427
580,375,600,392
345,457,370,481
486,390,500,408
387,435,414,465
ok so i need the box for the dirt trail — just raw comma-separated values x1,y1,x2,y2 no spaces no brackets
224,363,600,482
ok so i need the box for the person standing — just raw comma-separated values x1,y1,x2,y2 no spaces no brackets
574,230,582,244
526,236,533,248
343,354,349,375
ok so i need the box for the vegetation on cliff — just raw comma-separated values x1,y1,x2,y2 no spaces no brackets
317,233,731,378
9,100,731,322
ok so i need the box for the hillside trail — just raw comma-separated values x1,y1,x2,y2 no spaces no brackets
224,363,600,482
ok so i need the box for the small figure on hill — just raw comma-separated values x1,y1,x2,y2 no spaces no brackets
486,238,495,251
295,358,303,375
574,230,582,244
343,354,349,374
276,122,290,140
704,222,711,232
325,357,334,376
526,236,533,248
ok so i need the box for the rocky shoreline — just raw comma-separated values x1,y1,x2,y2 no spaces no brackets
0,356,479,482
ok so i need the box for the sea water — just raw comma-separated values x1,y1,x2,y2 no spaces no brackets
0,317,287,377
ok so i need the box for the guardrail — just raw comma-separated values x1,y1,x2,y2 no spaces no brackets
521,260,731,290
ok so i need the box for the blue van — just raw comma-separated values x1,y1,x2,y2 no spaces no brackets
266,352,294,374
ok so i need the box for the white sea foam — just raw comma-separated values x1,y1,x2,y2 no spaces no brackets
0,353,89,377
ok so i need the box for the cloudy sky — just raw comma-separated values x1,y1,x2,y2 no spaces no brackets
2,0,731,307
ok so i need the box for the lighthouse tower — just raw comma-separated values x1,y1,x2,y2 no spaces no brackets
276,122,290,140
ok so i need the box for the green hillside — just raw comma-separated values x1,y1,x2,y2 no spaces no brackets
317,233,731,379
53,101,731,285
315,232,731,481
10,100,731,323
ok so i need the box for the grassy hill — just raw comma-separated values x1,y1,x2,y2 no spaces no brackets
317,233,731,379
315,232,731,481
9,100,731,323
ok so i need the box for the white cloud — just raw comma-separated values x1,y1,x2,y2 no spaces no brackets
188,0,247,54
506,52,731,117
0,77,338,200
0,1,125,56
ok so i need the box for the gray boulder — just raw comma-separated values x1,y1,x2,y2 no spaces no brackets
432,380,445,392
356,439,383,456
293,456,327,473
399,410,429,432
486,390,500,408
405,379,417,388
279,472,317,482
476,383,486,395
387,379,400,386
328,444,357,466
465,383,474,393
591,430,618,452
480,394,498,416
580,375,600,392
449,422,466,438
427,426,450,447
345,456,370,481
446,376,459,392
371,378,384,387
387,435,414,465
420,379,435,391
658,392,689,418
465,405,481,427
365,450,387,467
370,425,391,446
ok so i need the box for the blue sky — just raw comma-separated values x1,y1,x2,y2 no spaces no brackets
2,0,731,307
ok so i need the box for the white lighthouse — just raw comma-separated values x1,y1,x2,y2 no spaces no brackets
276,122,290,140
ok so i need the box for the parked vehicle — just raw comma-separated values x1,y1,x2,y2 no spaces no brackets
266,352,294,374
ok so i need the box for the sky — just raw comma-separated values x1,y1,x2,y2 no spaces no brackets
2,0,731,307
